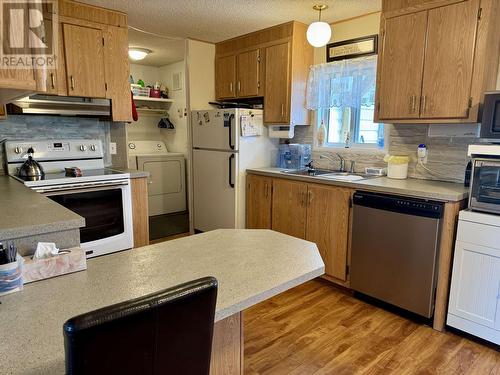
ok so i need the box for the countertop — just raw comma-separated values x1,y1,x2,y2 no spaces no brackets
113,168,149,179
0,175,85,240
0,229,324,374
248,168,469,202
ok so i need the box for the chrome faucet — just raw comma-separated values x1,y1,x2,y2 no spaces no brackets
320,154,346,172
349,160,356,173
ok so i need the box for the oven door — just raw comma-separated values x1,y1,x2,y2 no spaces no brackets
41,180,133,257
470,159,500,214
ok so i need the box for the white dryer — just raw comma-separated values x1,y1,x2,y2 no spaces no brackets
128,141,186,216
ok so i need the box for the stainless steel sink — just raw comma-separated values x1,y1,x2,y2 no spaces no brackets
280,169,380,181
281,169,334,176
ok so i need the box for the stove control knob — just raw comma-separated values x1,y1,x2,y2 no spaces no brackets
14,146,23,154
128,143,136,150
79,145,87,151
90,144,97,151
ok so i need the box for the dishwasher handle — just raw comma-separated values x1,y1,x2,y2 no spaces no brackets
353,191,444,219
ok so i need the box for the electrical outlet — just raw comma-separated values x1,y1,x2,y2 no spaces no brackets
110,142,117,155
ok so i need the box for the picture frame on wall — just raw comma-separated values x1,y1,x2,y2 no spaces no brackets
326,34,378,62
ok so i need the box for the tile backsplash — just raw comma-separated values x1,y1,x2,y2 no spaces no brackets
0,115,112,174
291,123,479,183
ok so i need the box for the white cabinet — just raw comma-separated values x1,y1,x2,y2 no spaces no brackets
447,212,500,344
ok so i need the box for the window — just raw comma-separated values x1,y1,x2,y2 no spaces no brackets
306,55,385,150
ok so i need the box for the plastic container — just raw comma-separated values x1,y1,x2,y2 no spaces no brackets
384,155,410,179
0,256,23,296
277,144,311,170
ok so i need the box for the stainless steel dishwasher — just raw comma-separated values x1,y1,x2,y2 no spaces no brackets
350,191,444,318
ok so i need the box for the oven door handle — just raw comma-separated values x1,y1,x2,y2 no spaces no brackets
34,181,129,194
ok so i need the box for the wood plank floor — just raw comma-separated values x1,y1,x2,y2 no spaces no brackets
244,279,500,375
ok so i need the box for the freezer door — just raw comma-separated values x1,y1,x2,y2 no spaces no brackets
193,149,237,231
192,110,238,151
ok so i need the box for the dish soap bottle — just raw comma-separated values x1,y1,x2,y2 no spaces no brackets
317,121,327,147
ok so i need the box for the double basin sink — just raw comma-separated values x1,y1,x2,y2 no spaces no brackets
281,168,379,182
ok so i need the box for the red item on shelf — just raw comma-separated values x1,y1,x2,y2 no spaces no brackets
131,91,138,121
149,88,161,98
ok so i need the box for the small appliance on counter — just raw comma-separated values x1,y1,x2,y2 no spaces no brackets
383,155,410,179
467,144,500,215
277,144,311,170
5,139,133,258
480,90,500,139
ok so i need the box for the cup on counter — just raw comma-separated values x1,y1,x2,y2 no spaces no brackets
384,155,410,179
0,256,23,296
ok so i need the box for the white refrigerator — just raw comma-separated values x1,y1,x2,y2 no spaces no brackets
192,108,277,232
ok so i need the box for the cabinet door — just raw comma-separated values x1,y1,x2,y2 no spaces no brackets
378,12,427,120
306,185,351,280
237,49,260,97
246,174,272,229
264,42,290,124
62,23,106,98
271,178,306,238
104,26,132,122
448,240,500,329
420,0,478,119
215,55,236,99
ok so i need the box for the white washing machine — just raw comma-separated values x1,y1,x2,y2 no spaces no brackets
128,140,186,216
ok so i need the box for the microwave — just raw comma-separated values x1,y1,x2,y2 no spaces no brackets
480,91,500,139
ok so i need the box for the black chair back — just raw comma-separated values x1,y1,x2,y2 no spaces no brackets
64,277,218,375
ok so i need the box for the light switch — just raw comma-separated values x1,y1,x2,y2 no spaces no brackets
110,142,117,155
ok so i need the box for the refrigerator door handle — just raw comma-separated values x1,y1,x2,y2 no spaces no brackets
228,113,235,150
228,154,235,188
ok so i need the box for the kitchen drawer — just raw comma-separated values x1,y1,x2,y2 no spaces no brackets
456,219,500,250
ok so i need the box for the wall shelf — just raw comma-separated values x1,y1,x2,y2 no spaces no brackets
135,108,169,116
133,96,174,103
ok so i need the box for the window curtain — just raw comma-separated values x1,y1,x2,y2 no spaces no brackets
306,55,377,110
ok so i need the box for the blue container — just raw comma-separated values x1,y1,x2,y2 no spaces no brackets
0,257,23,296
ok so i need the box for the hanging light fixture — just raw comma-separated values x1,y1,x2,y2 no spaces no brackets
307,4,331,48
128,48,152,61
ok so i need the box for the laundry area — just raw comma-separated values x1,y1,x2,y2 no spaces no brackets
127,29,189,240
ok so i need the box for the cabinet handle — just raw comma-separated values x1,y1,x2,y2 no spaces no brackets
421,95,427,114
229,82,233,93
410,95,416,113
264,183,268,198
50,73,55,89
70,75,75,91
299,191,304,206
308,191,313,206
281,104,284,118
237,81,241,92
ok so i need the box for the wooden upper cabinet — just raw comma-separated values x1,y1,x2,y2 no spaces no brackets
236,49,260,97
306,185,351,281
246,174,272,229
104,26,132,122
215,55,236,99
264,42,290,124
63,24,106,98
271,178,307,239
376,0,499,124
420,0,478,119
378,12,427,120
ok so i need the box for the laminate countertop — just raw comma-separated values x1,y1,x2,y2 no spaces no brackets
0,175,84,240
0,229,324,374
248,168,469,202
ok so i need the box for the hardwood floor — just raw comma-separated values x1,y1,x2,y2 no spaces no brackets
244,279,500,375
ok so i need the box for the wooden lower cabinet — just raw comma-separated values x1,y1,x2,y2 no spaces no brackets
271,178,307,239
246,174,272,229
246,174,352,284
130,176,149,248
306,184,352,281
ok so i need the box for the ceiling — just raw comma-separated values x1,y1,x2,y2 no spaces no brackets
128,28,185,67
80,0,381,43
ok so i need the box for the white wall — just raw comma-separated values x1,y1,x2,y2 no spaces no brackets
314,12,381,65
186,40,215,109
130,64,160,86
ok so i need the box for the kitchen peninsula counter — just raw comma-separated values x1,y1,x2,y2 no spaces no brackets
0,175,84,241
0,229,324,374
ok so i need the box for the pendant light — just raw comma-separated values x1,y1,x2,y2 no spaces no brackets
128,48,151,61
306,4,332,48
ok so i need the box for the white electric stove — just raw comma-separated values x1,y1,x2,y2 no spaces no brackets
5,139,133,258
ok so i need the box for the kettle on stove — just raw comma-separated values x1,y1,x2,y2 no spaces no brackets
18,147,45,179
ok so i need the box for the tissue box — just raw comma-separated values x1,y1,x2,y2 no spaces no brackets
22,247,87,284
0,256,23,297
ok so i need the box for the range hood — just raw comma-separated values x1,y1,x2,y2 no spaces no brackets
8,95,111,117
